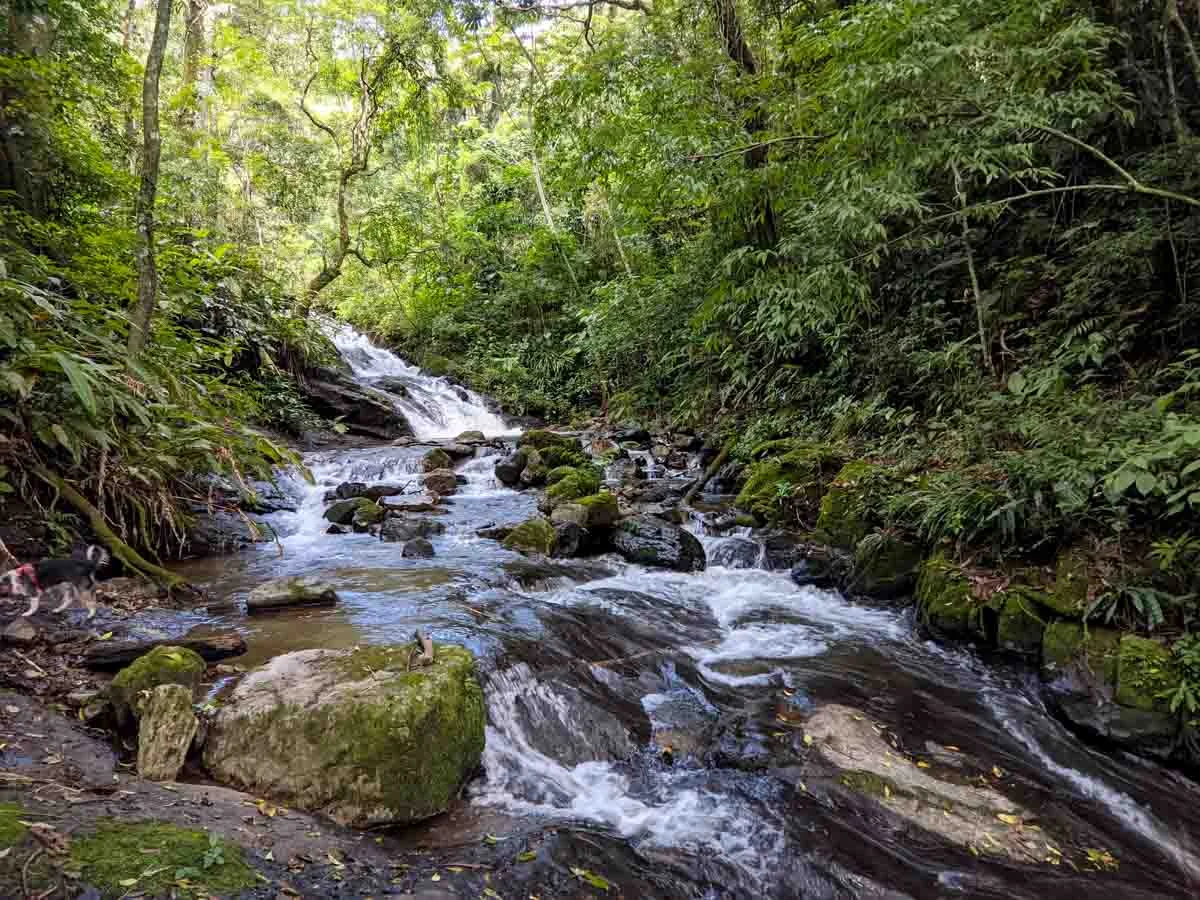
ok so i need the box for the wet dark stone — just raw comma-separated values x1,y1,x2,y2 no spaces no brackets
612,515,706,572
710,537,760,569
553,522,585,558
495,450,528,486
402,538,436,559
380,517,447,543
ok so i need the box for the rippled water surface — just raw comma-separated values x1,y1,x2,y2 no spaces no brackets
172,331,1200,899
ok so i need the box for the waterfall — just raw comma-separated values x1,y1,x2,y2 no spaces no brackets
330,326,513,440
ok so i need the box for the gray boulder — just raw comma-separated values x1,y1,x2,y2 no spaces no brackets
423,468,459,495
137,684,198,782
380,517,447,543
495,449,528,486
710,537,760,569
402,538,436,559
612,515,706,572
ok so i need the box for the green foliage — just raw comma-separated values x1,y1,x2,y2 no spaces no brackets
1166,634,1200,717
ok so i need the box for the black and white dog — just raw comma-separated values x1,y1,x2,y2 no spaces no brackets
0,546,109,619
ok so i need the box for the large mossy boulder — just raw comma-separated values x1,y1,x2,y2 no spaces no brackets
550,492,620,531
1115,635,1181,713
542,466,602,509
518,448,548,486
324,497,380,526
612,515,706,572
518,429,579,452
422,448,453,472
455,430,486,444
203,644,485,827
915,553,979,640
994,587,1047,656
1043,549,1090,618
814,460,880,549
850,533,921,598
110,646,206,728
502,517,557,556
735,441,846,522
247,576,340,612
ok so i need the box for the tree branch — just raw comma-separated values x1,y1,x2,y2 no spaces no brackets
686,133,824,162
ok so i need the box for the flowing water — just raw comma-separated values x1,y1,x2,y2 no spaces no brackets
171,330,1200,899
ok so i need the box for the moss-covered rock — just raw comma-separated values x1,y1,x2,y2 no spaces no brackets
551,492,620,531
503,516,557,555
204,644,485,827
544,466,602,507
0,803,27,848
247,575,340,611
70,820,255,897
995,587,1046,656
324,496,380,525
915,553,979,639
735,442,846,522
351,499,385,530
1116,635,1181,713
423,468,460,495
814,460,880,548
852,533,922,598
518,448,548,486
1043,549,1089,618
110,645,206,727
422,448,452,471
1041,622,1121,683
546,465,577,485
518,429,580,452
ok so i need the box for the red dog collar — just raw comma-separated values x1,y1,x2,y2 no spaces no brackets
13,563,38,591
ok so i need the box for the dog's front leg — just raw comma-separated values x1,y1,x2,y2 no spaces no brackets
21,593,42,617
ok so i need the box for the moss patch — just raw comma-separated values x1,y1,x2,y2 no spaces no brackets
0,803,27,848
574,492,620,528
1045,549,1089,618
110,645,205,725
814,460,880,548
915,553,978,639
995,587,1046,656
545,466,602,505
546,465,577,485
518,429,579,452
735,442,846,522
852,533,921,597
70,821,256,898
1041,623,1121,683
1116,635,1181,713
503,517,557,555
422,448,452,471
539,445,589,469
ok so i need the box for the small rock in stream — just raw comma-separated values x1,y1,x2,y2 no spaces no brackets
402,537,436,558
137,683,198,782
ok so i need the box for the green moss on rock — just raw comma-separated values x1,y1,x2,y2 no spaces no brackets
204,644,485,827
1041,623,1121,683
70,820,255,897
545,467,602,505
539,445,589,469
1116,635,1181,713
352,499,385,528
1044,549,1089,618
915,553,978,639
110,646,205,726
422,448,452,471
503,517,557,555
518,429,579,451
735,442,845,522
574,492,620,528
814,460,879,548
852,534,922,597
546,465,577,485
0,803,27,848
995,587,1046,656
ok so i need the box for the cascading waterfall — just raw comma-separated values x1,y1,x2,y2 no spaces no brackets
330,326,512,440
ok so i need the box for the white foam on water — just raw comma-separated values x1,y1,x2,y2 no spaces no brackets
330,326,513,439
475,665,788,883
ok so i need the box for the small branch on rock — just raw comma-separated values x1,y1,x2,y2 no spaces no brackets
682,438,734,506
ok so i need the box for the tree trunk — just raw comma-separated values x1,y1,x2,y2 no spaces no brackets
126,0,174,360
179,0,207,133
711,0,777,248
122,0,139,173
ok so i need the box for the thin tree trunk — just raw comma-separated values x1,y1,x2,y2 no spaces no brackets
952,163,994,377
711,0,777,248
179,0,207,132
126,0,173,360
603,190,634,277
532,150,581,293
122,0,139,174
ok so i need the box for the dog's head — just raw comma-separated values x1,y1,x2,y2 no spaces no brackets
0,565,36,599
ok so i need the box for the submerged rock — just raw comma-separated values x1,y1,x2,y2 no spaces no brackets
380,516,446,543
324,497,379,525
612,515,706,572
137,684,198,782
110,645,206,728
402,537,436,558
203,644,486,827
709,537,759,569
247,576,340,612
804,704,1060,864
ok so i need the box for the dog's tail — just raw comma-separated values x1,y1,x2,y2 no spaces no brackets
86,545,110,569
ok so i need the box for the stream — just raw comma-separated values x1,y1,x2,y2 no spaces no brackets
169,329,1200,899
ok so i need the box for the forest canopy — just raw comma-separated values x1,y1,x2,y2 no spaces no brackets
3,0,1200,632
